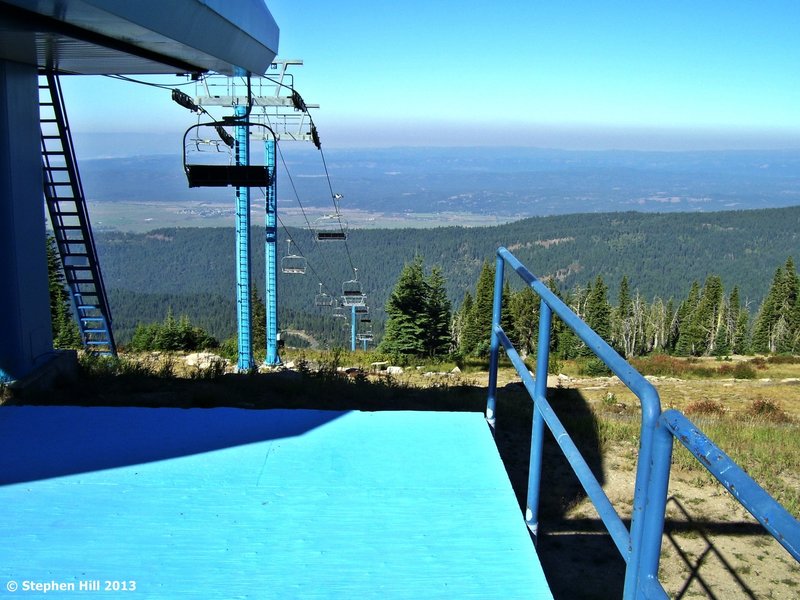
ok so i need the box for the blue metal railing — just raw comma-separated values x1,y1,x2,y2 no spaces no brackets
487,247,800,599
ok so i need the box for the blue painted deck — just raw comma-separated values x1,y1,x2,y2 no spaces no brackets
0,407,551,598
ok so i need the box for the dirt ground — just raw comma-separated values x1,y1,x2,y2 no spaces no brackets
498,372,800,600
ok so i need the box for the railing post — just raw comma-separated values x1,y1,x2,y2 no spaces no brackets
486,250,506,428
526,298,552,543
624,386,663,599
634,418,674,598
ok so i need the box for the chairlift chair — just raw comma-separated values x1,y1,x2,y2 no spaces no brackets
356,321,374,343
313,213,348,241
354,305,369,316
332,305,347,319
341,288,366,307
341,269,366,307
281,240,307,274
314,283,334,307
183,120,274,188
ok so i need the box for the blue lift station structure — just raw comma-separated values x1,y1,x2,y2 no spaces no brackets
0,0,279,384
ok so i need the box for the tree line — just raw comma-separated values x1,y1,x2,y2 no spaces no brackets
93,206,800,347
382,255,799,361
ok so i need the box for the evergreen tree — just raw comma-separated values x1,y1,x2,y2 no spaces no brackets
379,256,429,357
584,275,612,344
550,280,580,359
713,298,731,356
424,266,452,357
752,258,798,353
614,275,632,356
675,281,701,355
130,322,159,351
781,257,799,352
251,287,267,356
460,261,495,356
128,311,216,352
46,236,82,349
509,286,539,356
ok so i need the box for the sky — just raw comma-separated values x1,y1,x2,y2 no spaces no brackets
62,0,800,151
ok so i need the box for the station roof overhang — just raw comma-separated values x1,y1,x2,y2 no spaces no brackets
0,0,279,75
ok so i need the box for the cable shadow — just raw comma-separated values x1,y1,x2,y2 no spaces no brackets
664,496,758,600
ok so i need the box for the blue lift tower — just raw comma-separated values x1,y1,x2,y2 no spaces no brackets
195,63,318,368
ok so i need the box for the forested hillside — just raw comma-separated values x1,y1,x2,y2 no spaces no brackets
96,206,799,345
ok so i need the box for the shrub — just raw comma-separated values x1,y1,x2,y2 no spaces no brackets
631,354,690,377
731,362,757,379
579,357,612,377
685,399,726,418
767,354,800,365
745,398,791,423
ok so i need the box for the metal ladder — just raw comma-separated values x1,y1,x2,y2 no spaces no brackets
39,73,116,356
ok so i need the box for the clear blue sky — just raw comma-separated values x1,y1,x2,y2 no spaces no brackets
63,0,800,150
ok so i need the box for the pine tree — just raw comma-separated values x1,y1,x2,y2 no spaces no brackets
550,280,580,359
501,280,514,336
424,266,452,357
460,261,495,356
751,258,798,353
780,257,799,352
155,309,180,350
675,281,700,356
46,235,82,349
251,287,267,356
584,275,611,344
378,256,428,357
614,275,633,356
509,286,539,356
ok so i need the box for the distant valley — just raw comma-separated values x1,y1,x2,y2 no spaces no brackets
76,146,800,231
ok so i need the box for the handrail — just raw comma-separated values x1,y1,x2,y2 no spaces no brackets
487,246,800,599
